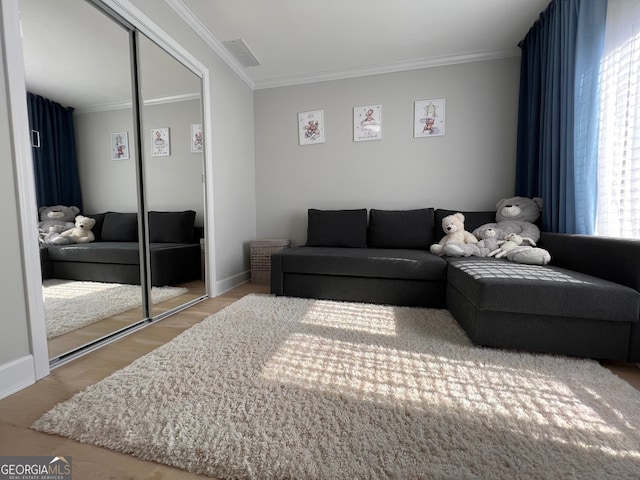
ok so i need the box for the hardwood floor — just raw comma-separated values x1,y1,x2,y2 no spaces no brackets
0,283,638,479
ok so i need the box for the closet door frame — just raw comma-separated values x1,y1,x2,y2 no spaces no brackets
2,0,216,380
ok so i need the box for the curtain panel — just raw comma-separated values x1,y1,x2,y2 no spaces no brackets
27,93,82,210
515,0,607,234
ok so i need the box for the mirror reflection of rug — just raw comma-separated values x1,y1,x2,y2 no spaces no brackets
43,279,188,339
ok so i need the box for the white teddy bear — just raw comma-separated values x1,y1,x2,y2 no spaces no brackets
48,215,96,245
430,213,478,256
488,233,531,258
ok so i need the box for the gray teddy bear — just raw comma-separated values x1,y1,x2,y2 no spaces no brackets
443,196,551,265
473,196,543,245
38,205,80,244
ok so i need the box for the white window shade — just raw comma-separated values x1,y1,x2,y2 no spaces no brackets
596,0,640,238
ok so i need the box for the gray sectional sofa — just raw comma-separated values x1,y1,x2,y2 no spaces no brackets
271,208,640,362
40,210,201,287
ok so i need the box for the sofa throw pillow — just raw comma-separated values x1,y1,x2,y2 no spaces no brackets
434,209,496,241
368,208,434,249
148,210,196,243
101,212,139,242
306,208,368,248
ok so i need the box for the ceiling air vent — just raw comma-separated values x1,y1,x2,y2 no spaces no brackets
222,39,261,67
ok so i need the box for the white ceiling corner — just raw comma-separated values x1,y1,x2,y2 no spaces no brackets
164,0,256,89
172,0,551,90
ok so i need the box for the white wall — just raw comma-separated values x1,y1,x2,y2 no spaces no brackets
255,58,520,246
142,100,205,225
75,108,138,213
75,99,206,225
0,29,32,385
0,0,48,398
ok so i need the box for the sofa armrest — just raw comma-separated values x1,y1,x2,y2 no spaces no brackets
270,249,286,295
540,232,640,292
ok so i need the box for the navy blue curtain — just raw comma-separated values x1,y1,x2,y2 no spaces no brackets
27,93,83,210
515,0,607,234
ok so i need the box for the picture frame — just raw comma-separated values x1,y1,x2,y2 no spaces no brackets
298,109,325,146
111,131,129,160
151,127,170,156
191,124,203,153
414,98,445,138
353,104,382,142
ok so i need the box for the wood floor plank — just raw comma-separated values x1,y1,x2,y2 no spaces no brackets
1,281,637,480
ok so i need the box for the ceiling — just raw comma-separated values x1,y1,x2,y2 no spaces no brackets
175,0,552,89
19,0,551,108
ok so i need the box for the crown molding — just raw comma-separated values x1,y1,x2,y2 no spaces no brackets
165,0,255,89
253,48,521,90
165,0,520,91
75,92,201,115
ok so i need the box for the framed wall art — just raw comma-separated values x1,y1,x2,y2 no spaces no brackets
353,104,381,142
191,123,203,153
414,98,445,138
151,127,170,156
298,109,325,145
111,131,129,160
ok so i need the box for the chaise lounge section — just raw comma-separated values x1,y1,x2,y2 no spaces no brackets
271,207,640,362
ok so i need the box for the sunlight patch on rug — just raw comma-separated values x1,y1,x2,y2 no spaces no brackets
300,301,398,336
33,294,640,479
43,279,188,339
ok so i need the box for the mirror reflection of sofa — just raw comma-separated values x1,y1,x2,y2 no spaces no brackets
40,210,201,286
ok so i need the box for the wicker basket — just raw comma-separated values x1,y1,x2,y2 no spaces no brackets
250,239,291,285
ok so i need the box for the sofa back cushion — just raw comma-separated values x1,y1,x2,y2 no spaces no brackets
368,208,434,249
148,210,196,243
434,209,496,241
101,212,139,242
306,209,368,248
87,212,106,242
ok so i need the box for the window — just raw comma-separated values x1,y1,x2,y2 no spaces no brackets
596,0,640,238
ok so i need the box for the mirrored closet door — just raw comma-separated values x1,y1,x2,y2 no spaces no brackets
136,33,207,319
20,0,208,363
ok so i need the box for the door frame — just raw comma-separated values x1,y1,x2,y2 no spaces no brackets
2,0,216,381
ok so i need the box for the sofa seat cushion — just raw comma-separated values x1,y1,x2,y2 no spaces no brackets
46,242,199,266
447,257,640,322
280,247,447,281
46,242,141,265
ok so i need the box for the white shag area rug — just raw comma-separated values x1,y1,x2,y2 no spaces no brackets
33,294,640,479
43,279,188,339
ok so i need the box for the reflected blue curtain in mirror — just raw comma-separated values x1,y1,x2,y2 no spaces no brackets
27,93,82,210
515,0,607,234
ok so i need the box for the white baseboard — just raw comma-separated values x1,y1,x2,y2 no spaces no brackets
0,355,36,400
215,270,251,296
